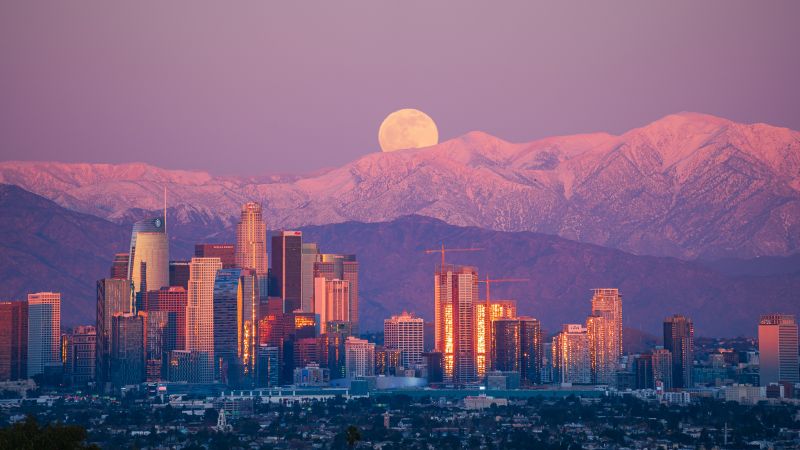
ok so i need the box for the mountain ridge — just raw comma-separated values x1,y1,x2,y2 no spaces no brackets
2,112,799,259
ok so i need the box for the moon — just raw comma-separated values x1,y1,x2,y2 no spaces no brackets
378,108,439,152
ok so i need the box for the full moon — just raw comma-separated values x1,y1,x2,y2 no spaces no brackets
378,108,439,152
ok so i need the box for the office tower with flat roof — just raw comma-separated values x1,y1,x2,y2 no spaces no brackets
238,270,260,385
634,354,654,389
144,286,187,351
300,243,320,313
520,317,543,385
169,261,190,289
0,301,27,381
110,313,145,387
187,257,222,383
256,345,279,387
128,217,169,297
272,231,303,313
652,348,673,390
110,253,129,279
435,265,478,384
664,315,694,389
65,325,96,386
27,292,61,378
345,336,375,378
144,310,169,382
314,254,359,333
589,288,622,384
587,314,616,385
314,278,350,327
214,268,242,383
96,278,133,388
492,318,520,373
475,299,516,378
235,202,268,275
759,314,799,385
552,324,590,384
195,243,236,268
384,312,424,369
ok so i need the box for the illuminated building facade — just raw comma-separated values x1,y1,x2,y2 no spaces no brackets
110,312,145,387
27,292,61,378
652,348,673,390
214,268,242,383
300,243,320,313
128,217,169,297
588,288,622,384
235,202,268,275
384,311,424,369
314,278,350,327
475,299,516,378
314,254,359,333
435,265,478,384
144,286,187,351
758,314,799,385
64,325,96,385
552,324,590,384
144,310,169,381
195,243,236,268
187,257,222,383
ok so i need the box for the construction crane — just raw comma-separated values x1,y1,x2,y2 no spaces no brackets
479,275,529,305
423,243,482,270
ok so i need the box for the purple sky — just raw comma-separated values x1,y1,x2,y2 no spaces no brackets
1,1,798,175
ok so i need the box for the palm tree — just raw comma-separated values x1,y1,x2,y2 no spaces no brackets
345,425,361,448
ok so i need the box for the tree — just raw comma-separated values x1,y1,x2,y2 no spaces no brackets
0,416,100,450
345,425,361,448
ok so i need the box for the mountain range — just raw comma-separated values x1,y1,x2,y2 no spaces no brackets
2,183,798,337
2,112,799,260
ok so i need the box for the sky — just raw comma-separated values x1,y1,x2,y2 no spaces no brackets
1,1,798,175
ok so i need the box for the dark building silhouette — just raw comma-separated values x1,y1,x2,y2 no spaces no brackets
664,315,694,389
272,231,303,313
0,301,27,381
195,243,236,269
168,260,190,290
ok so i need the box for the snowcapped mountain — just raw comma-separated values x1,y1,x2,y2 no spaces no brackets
2,112,799,259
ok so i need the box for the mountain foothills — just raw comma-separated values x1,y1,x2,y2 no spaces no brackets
2,113,799,260
1,183,798,337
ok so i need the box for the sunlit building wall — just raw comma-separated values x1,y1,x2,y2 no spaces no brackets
235,202,268,276
475,299,516,378
27,292,61,378
187,257,222,383
384,311,424,369
345,336,375,378
434,265,478,384
552,324,590,384
128,217,169,297
759,314,799,385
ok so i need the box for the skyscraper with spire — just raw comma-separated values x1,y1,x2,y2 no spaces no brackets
127,217,169,300
235,202,268,276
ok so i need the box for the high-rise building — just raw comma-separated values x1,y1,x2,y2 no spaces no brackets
256,345,279,387
375,347,403,375
587,314,615,385
214,268,242,383
475,299,517,378
186,257,222,383
168,261,190,290
272,231,303,313
238,270,260,385
64,325,96,386
110,253,129,279
144,286,187,351
634,353,654,390
652,348,673,390
314,254,359,333
345,336,375,378
127,217,169,297
664,315,694,389
492,317,542,385
300,243,320,313
434,265,478,384
195,244,236,269
96,278,133,388
144,311,169,382
758,314,799,385
27,292,61,378
235,202,268,275
552,324,590,384
313,278,350,327
323,321,352,380
519,317,543,385
384,312,424,369
110,313,145,387
0,301,27,381
588,288,623,384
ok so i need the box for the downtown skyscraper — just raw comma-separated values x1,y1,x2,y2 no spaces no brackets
0,300,27,381
435,265,478,384
313,253,359,333
272,231,303,313
96,278,134,388
588,288,623,385
664,315,694,389
27,292,61,378
552,324,591,385
758,314,799,385
127,217,169,298
186,257,223,383
384,312,424,369
235,202,268,276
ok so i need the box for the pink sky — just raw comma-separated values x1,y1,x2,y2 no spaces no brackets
1,1,798,175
